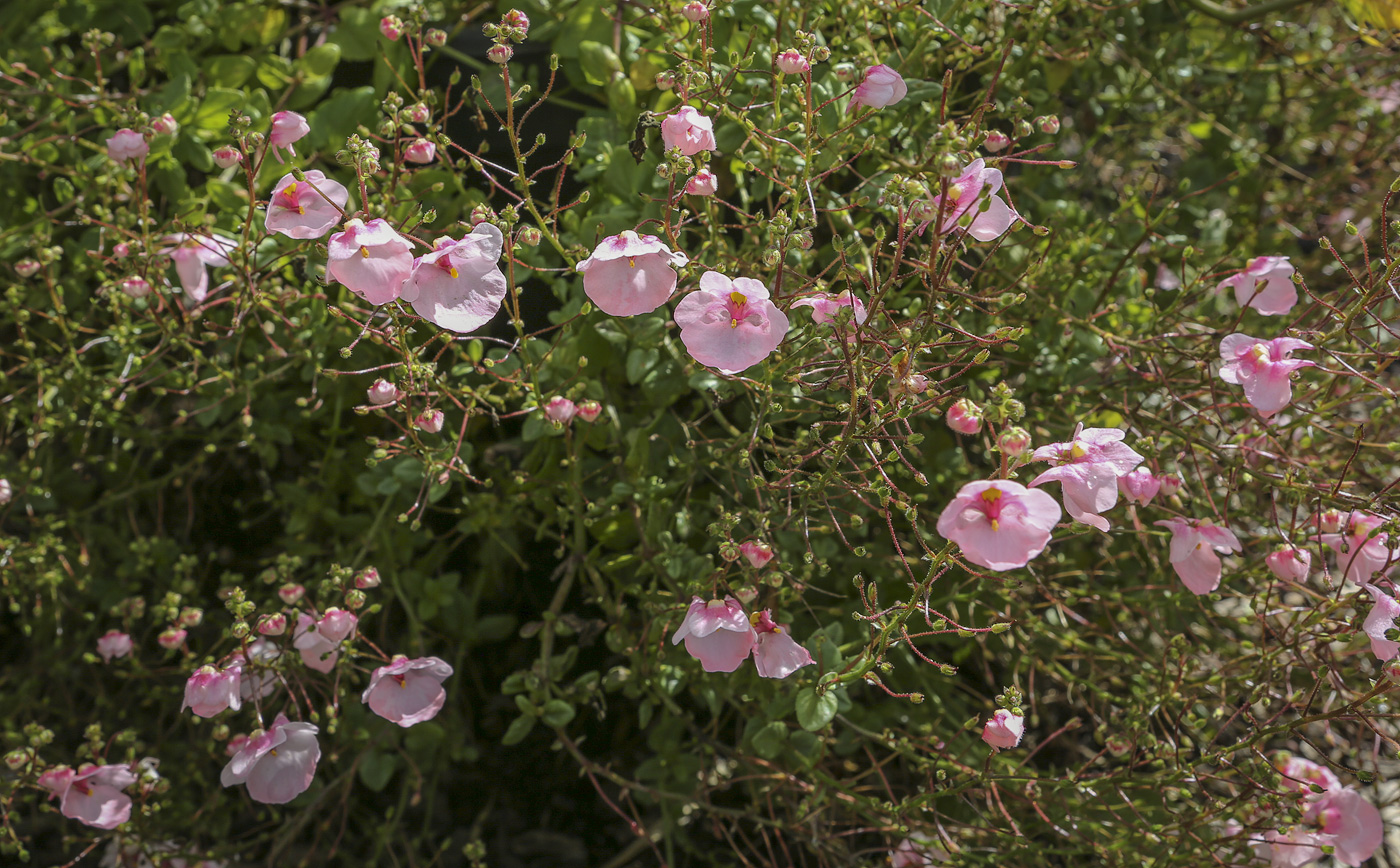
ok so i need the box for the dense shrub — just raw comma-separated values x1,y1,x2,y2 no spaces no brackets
3,0,1400,866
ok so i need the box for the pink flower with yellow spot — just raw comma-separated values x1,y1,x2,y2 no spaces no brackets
936,480,1062,571
265,171,349,240
673,272,790,374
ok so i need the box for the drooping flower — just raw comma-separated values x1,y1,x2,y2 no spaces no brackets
849,64,907,110
97,630,132,663
685,169,718,196
265,171,349,240
292,612,342,673
362,655,454,727
1217,256,1297,316
1029,427,1144,531
890,836,950,867
1218,335,1315,418
317,608,358,643
750,610,813,679
775,49,810,75
944,399,983,435
660,106,717,156
918,159,1019,242
1253,828,1327,868
1264,547,1311,582
181,665,242,718
119,276,151,299
1117,467,1162,507
544,396,577,424
671,596,757,672
403,223,508,332
268,111,310,162
366,379,401,406
231,638,280,700
1313,787,1384,866
981,709,1025,749
791,290,868,327
278,583,306,605
673,272,790,374
327,219,415,304
220,712,320,804
40,763,137,829
575,400,602,423
1320,511,1395,583
161,233,237,304
106,129,148,164
1362,584,1400,660
1153,517,1242,595
404,138,436,164
739,540,774,568
415,409,445,433
576,231,689,317
936,480,1062,571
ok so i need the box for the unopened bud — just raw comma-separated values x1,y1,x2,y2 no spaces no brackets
984,130,1010,152
936,153,962,179
355,567,381,589
517,226,542,247
1037,115,1060,134
997,426,1032,457
487,43,513,63
655,70,676,90
576,400,602,423
278,583,306,605
681,1,710,21
256,613,287,636
424,28,447,47
15,259,40,278
380,15,404,41
212,146,243,169
415,409,445,433
157,627,187,650
120,276,152,299
344,589,367,610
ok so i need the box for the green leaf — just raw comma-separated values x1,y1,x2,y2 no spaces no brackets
795,688,838,732
751,721,788,759
357,751,396,792
203,55,257,89
193,88,246,133
540,700,576,728
579,41,623,86
501,714,536,746
299,43,342,77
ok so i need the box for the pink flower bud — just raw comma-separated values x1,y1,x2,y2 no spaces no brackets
740,540,775,568
775,49,810,75
1105,734,1133,757
182,665,242,718
655,71,676,91
1385,659,1400,682
982,709,1025,750
257,613,288,635
152,113,179,136
1317,508,1345,534
502,10,531,35
15,259,40,278
119,276,152,299
355,567,381,589
544,396,577,424
1117,467,1162,507
366,379,401,406
0,479,10,506
1037,115,1060,134
404,138,437,163
113,243,130,258
415,409,445,433
681,1,710,21
945,399,983,435
278,583,306,605
575,400,602,423
380,15,404,41
1265,547,1311,582
487,43,513,63
407,103,431,124
424,28,447,46
685,169,718,196
984,130,1011,152
97,630,133,663
157,627,187,650
1157,473,1184,497
106,129,149,164
178,607,203,627
4,750,28,770
469,205,494,226
996,427,1031,457
212,146,243,169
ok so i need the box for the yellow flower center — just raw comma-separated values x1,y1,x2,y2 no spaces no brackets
359,246,370,259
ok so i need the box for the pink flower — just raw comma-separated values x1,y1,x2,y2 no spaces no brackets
403,223,508,333
152,113,179,136
920,159,1018,242
775,49,810,75
981,709,1025,749
1157,473,1184,497
681,2,710,22
1313,788,1384,866
750,610,813,679
575,400,602,423
40,763,137,829
575,231,689,317
181,665,242,718
1275,755,1341,794
1362,584,1400,660
231,638,280,700
278,583,306,605
157,627,187,650
327,218,415,305
406,103,431,124
1217,256,1297,316
984,130,1010,152
1029,427,1144,531
268,111,310,162
890,837,950,866
936,479,1062,571
106,129,148,164
1218,334,1314,418
366,379,401,405
97,630,132,662
265,171,349,240
120,275,151,299
849,64,908,110
660,106,717,156
1117,467,1162,507
739,540,774,568
1321,511,1395,583
212,146,243,169
671,596,757,672
1265,547,1311,582
791,290,868,327
220,713,320,804
1255,828,1327,868
685,169,718,196
1153,517,1242,595
257,613,287,635
362,655,454,727
380,15,404,40
293,612,341,673
673,272,790,374
356,567,381,589
415,409,445,433
944,399,982,435
404,138,436,164
162,233,237,304
544,396,577,424
317,608,358,642
15,259,40,278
